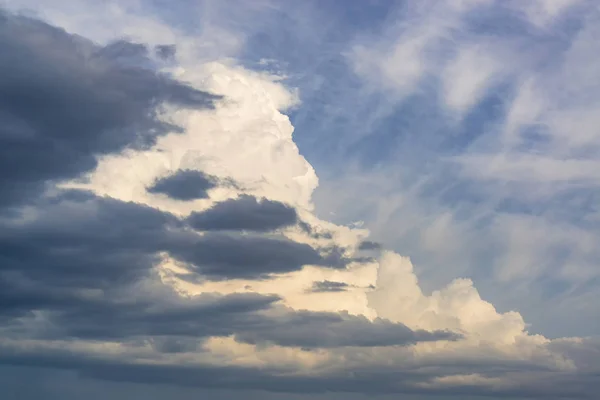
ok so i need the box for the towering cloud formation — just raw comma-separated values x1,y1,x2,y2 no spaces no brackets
0,6,598,400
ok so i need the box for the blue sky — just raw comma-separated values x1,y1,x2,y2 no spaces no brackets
1,0,600,399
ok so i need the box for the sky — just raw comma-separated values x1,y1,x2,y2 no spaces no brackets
0,0,599,399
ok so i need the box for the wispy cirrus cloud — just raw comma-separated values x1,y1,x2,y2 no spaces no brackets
311,0,600,339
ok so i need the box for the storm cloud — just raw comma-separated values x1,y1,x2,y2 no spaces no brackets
235,311,460,348
0,11,220,208
170,233,334,280
0,190,452,351
1,344,596,399
187,195,298,232
147,169,219,200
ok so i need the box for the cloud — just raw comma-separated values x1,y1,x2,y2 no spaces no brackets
170,233,336,280
0,188,360,309
187,195,298,231
0,4,599,399
1,183,578,395
298,221,334,239
315,0,600,341
0,191,179,301
0,339,595,398
30,290,281,342
440,43,505,116
147,169,219,200
348,0,493,101
235,310,460,348
511,0,583,27
310,280,350,293
155,44,177,60
357,241,381,251
0,192,451,352
0,10,220,208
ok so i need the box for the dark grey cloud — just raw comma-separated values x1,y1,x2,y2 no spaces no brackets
0,366,408,400
0,187,564,399
298,221,334,239
149,337,202,354
40,291,282,341
0,189,452,353
0,346,596,399
0,191,179,303
0,189,360,321
0,10,220,208
358,240,381,251
0,190,290,317
311,280,350,293
6,285,454,350
170,233,330,280
170,235,373,281
147,169,218,200
187,195,298,232
235,310,459,348
155,44,177,60
317,245,376,268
